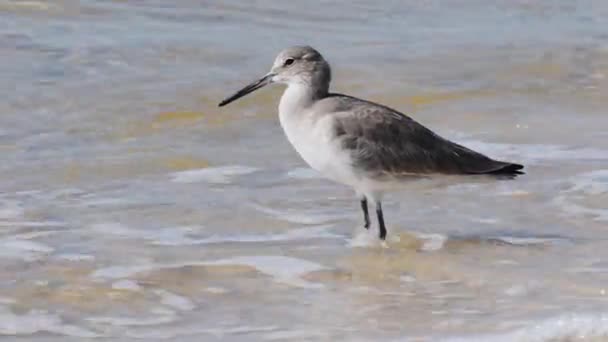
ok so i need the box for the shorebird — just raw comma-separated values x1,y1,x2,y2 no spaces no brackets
218,46,524,240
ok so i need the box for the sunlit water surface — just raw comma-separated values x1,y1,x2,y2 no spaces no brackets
1,0,608,340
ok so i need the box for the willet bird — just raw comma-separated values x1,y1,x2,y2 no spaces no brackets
218,46,524,240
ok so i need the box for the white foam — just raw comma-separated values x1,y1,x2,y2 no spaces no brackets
443,312,608,342
504,283,532,297
91,221,338,246
111,279,141,291
90,222,133,236
145,226,200,245
45,187,85,199
0,306,99,337
80,197,132,208
349,228,384,247
461,140,608,163
417,233,448,251
0,238,53,261
170,165,258,184
349,230,447,251
87,307,177,327
124,324,278,340
400,274,417,283
264,329,329,340
0,297,15,305
204,286,229,294
492,236,568,246
472,217,500,224
0,1,55,11
91,222,200,245
286,167,322,179
92,264,154,280
92,256,326,288
207,256,326,288
151,225,340,246
13,231,58,240
277,225,341,240
0,200,24,220
56,253,95,262
565,170,608,195
351,230,565,251
0,221,64,228
250,203,347,225
566,266,608,273
554,169,608,221
555,199,608,222
154,289,196,311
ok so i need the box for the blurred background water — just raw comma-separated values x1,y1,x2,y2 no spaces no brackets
1,0,608,340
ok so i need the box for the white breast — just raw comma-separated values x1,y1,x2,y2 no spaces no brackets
278,85,357,187
280,112,332,172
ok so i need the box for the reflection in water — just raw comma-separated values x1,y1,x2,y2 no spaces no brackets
1,0,608,340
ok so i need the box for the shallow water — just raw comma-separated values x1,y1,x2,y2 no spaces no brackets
1,0,608,340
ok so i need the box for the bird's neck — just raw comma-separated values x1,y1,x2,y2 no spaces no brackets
278,82,328,118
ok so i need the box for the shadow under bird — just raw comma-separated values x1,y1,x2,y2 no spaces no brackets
218,46,524,240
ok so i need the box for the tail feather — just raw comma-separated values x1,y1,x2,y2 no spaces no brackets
487,162,524,175
447,141,524,177
477,161,525,176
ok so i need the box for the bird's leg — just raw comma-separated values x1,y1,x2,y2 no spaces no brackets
376,201,387,240
360,198,370,229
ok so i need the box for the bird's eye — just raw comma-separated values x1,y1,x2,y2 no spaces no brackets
284,58,295,66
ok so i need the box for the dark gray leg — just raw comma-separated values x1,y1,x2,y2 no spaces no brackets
376,201,387,240
360,198,370,229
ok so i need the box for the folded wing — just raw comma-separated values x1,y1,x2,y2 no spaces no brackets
329,95,524,177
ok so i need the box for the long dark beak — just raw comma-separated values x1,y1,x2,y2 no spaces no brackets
218,73,274,107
